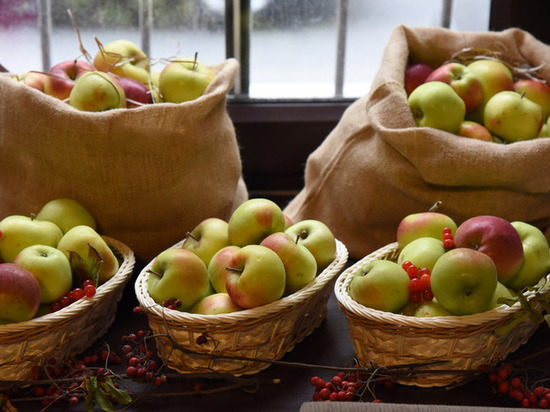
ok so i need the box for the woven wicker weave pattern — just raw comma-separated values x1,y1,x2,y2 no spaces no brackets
335,242,543,387
135,239,349,376
0,236,135,381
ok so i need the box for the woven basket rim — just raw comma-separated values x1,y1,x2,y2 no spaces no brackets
335,242,543,329
135,238,348,325
0,235,135,336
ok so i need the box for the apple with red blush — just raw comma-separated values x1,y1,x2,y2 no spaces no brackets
0,263,42,324
457,120,494,142
44,60,94,101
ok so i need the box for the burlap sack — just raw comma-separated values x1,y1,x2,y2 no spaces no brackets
0,58,248,262
284,25,550,260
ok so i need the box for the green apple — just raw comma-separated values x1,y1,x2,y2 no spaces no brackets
159,58,215,103
0,215,63,263
488,281,516,309
18,70,47,92
0,263,42,324
228,198,287,247
514,78,550,120
207,245,240,293
181,217,230,267
285,219,336,273
396,211,457,250
483,91,544,142
260,231,317,296
14,245,72,304
454,215,524,284
69,71,126,112
431,247,498,315
504,221,550,291
147,248,209,311
93,39,151,85
348,259,410,313
402,299,452,317
190,292,243,315
408,81,466,134
397,237,446,272
36,198,96,234
466,59,514,123
57,225,119,285
225,244,286,309
425,62,483,114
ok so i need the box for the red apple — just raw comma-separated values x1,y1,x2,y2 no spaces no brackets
190,293,243,315
457,120,493,142
0,263,42,324
425,62,483,114
404,62,433,96
453,215,524,284
115,76,154,107
44,60,94,100
514,78,550,120
18,71,48,92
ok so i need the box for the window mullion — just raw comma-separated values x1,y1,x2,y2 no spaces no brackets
138,0,153,58
225,0,250,98
37,0,52,72
335,0,349,98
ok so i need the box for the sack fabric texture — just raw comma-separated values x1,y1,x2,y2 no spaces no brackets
284,25,550,259
0,58,248,262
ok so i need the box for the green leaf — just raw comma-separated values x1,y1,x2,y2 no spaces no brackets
91,378,115,412
69,243,104,288
99,376,132,406
84,377,97,412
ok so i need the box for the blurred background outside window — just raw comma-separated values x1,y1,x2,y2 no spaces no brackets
0,0,490,100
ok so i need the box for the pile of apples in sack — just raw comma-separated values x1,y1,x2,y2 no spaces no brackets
348,210,550,317
11,39,214,111
405,54,550,143
145,198,337,315
0,199,119,324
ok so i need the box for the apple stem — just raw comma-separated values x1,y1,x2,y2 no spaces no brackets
30,213,36,221
226,266,243,274
520,91,526,99
193,51,198,72
186,231,199,242
429,201,442,212
147,269,163,278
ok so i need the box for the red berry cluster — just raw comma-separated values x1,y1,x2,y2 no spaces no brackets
442,227,455,250
162,297,182,310
122,330,166,387
49,279,97,312
489,364,550,409
402,261,433,304
310,372,359,402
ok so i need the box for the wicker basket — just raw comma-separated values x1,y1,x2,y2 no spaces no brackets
335,242,546,388
134,239,348,376
0,236,135,381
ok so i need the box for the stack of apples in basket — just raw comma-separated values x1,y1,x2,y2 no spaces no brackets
405,53,550,143
0,198,120,324
11,38,216,111
144,198,339,314
348,209,550,317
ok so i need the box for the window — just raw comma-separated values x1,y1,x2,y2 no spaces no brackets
0,0,490,100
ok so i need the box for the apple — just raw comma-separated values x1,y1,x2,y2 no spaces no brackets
539,121,550,138
404,62,433,96
396,211,457,250
115,75,154,107
190,292,243,315
0,263,42,324
69,71,126,112
408,81,466,134
348,259,410,313
397,237,446,273
207,245,240,293
466,59,514,123
0,215,63,263
514,78,550,120
181,217,230,267
93,39,151,85
227,198,286,247
14,245,72,304
488,281,516,309
44,59,94,100
431,247,498,315
504,221,550,291
285,219,337,273
402,299,453,317
457,120,494,142
284,214,294,230
454,215,524,284
18,71,47,92
159,57,215,103
225,244,286,309
57,225,119,285
36,198,96,234
483,91,544,142
147,248,209,312
425,62,483,114
260,232,317,296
